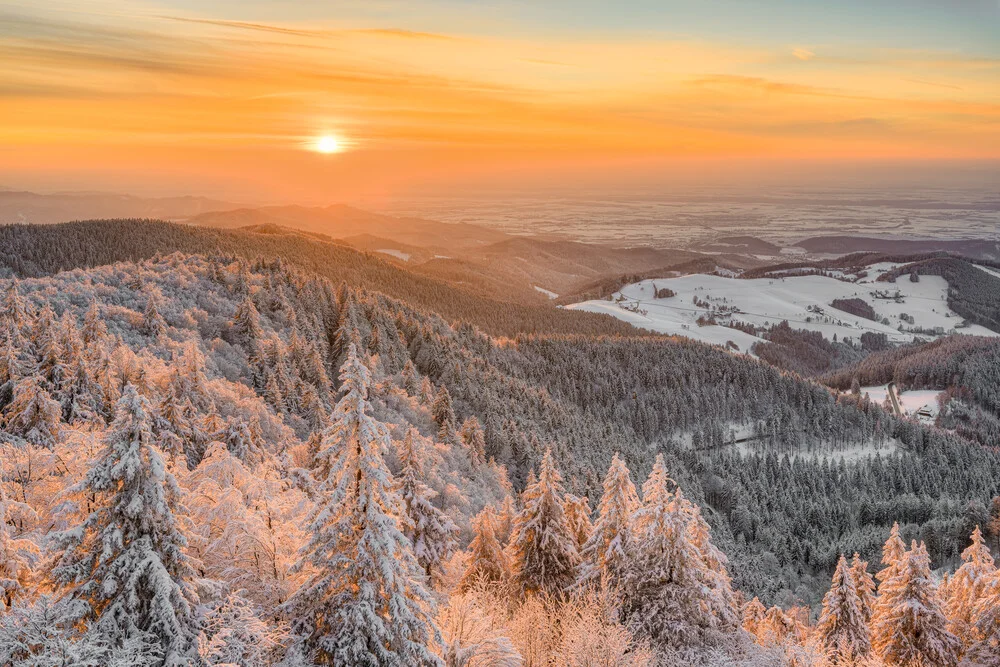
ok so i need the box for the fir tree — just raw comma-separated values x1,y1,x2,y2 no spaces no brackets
815,554,871,663
578,452,638,589
871,541,960,667
849,552,876,625
4,375,61,448
398,429,458,585
0,485,37,610
143,292,167,337
284,345,441,666
232,296,263,347
742,597,766,640
563,493,592,554
461,506,509,592
51,384,197,665
945,526,995,651
622,454,734,647
431,386,457,439
509,448,579,597
459,416,487,465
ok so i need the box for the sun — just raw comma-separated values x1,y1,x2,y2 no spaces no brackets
315,135,343,154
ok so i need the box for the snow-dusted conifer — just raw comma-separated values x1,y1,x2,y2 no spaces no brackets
4,375,61,448
578,453,638,589
815,554,870,662
742,597,766,639
284,344,441,666
232,296,263,347
461,506,509,592
509,448,579,597
871,541,960,667
563,493,592,554
0,485,37,609
945,526,995,650
398,428,459,584
849,552,876,625
622,454,734,646
51,384,197,665
459,416,487,465
143,291,167,337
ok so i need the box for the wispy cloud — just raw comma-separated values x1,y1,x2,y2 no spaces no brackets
792,48,815,61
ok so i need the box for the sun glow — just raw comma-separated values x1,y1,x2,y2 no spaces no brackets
315,135,343,154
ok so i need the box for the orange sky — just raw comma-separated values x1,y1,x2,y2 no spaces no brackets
2,1,998,201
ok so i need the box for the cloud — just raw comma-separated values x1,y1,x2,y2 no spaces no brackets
792,48,815,61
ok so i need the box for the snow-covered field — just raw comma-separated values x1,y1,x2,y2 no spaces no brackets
859,385,942,423
567,263,999,352
533,285,559,299
375,248,411,261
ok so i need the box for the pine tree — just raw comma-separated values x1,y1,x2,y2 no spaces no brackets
622,454,734,647
849,553,876,625
459,416,487,465
0,485,37,610
143,292,167,337
945,526,995,650
970,569,1000,666
563,493,592,554
816,555,870,663
284,345,441,666
509,448,579,597
232,296,263,347
431,386,457,439
51,384,197,665
871,541,960,667
578,452,638,589
401,359,421,396
398,429,458,585
4,375,61,448
742,597,766,640
877,522,906,585
461,506,509,592
82,300,107,347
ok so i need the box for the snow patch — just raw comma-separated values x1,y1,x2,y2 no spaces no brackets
375,249,411,262
533,285,559,299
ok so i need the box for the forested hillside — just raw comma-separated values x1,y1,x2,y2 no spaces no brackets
1,249,1000,665
0,220,637,338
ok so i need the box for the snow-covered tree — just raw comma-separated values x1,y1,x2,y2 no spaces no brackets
871,541,960,667
509,448,579,597
232,296,263,347
436,589,522,667
945,526,995,649
578,453,638,589
970,568,1000,667
143,291,167,337
621,454,735,647
0,485,38,609
877,521,906,585
398,428,458,584
51,384,197,665
284,344,441,666
849,552,876,625
197,592,285,667
4,375,62,448
461,505,509,592
815,554,870,663
459,416,487,465
742,597,766,639
563,493,592,554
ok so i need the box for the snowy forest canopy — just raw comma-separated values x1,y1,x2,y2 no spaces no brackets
0,238,999,665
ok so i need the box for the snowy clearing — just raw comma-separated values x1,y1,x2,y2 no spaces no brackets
859,385,942,423
533,285,559,299
566,264,999,350
375,248,411,261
